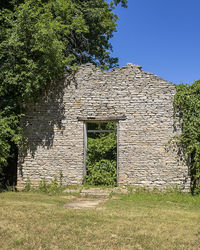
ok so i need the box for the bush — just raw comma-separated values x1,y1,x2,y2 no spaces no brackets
85,159,117,186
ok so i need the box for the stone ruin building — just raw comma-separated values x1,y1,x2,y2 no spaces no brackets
17,63,190,190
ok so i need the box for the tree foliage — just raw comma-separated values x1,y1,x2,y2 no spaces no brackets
0,0,127,189
174,80,200,194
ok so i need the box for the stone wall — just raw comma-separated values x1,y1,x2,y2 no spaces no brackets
17,63,190,190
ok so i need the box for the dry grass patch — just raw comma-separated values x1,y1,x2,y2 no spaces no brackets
0,191,200,249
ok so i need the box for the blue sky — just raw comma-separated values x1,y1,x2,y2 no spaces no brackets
111,0,200,84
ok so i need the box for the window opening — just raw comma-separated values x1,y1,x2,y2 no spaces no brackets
84,122,117,187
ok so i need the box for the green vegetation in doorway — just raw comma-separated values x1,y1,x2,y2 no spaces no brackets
84,122,117,187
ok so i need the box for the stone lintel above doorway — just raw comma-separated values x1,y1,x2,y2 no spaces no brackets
77,116,126,122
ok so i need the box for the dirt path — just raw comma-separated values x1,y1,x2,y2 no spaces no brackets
63,198,107,209
62,186,129,209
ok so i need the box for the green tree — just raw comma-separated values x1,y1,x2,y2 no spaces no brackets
0,0,127,189
174,80,200,194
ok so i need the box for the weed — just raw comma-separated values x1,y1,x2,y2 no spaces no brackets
23,178,31,192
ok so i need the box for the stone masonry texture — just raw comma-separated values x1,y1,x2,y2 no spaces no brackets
17,63,190,190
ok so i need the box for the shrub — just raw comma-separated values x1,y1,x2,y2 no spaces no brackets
85,159,117,186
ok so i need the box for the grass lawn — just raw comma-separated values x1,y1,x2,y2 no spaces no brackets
0,190,200,249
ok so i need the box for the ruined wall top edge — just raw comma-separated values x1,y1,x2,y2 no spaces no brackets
72,62,174,85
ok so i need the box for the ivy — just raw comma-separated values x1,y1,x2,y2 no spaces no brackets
174,80,200,194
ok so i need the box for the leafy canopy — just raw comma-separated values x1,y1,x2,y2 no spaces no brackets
0,0,127,188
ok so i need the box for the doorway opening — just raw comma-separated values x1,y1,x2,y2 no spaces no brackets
84,121,117,187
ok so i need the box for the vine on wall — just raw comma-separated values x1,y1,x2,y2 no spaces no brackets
174,80,200,194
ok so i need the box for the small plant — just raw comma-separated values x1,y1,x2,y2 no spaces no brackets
23,178,31,192
126,185,135,194
37,178,63,194
38,178,48,192
59,170,63,186
47,178,59,194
